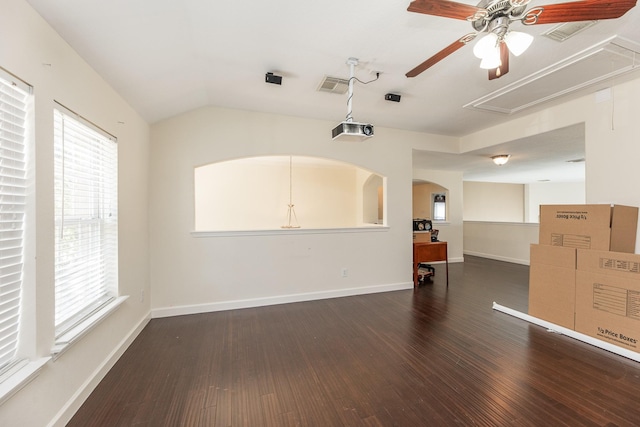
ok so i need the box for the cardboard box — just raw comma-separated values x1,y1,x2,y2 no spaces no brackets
528,244,577,329
575,249,640,352
577,249,640,279
575,270,640,352
539,204,638,253
413,232,431,243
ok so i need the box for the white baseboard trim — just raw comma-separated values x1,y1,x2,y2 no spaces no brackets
48,313,151,427
492,302,640,363
464,250,529,266
423,256,463,265
151,282,414,319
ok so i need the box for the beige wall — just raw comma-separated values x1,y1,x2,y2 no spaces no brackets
464,221,539,265
462,181,585,223
461,79,640,252
412,182,447,220
360,171,384,224
463,181,524,222
524,182,586,222
194,157,380,230
6,0,640,423
412,169,464,262
1,0,150,425
149,107,463,317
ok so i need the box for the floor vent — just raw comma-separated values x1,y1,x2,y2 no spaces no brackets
317,76,349,94
543,21,598,42
464,36,640,115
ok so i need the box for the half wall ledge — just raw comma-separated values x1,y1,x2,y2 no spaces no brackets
191,225,389,238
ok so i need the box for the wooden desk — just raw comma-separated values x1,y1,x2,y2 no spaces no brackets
413,241,448,287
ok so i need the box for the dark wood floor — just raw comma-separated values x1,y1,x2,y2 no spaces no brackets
68,256,640,426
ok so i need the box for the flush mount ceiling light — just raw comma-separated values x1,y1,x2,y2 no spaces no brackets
491,154,511,165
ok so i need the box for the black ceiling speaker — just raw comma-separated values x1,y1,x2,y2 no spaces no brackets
385,93,401,102
265,72,282,85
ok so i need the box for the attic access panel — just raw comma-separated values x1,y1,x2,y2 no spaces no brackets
465,37,640,114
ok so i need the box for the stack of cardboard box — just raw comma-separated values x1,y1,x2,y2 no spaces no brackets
529,204,640,352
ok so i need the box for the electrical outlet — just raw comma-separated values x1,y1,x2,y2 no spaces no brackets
341,268,348,278
140,289,145,303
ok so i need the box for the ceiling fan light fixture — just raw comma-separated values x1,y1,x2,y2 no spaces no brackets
491,154,511,166
473,33,499,59
479,47,501,69
504,31,534,56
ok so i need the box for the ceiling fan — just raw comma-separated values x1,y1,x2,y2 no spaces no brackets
406,0,637,80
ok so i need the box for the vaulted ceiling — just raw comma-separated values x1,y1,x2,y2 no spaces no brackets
25,0,640,182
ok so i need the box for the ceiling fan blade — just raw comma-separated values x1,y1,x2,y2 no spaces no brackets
406,33,477,78
488,42,510,80
408,0,485,21
522,0,637,25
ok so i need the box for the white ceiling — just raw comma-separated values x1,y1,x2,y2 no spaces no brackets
413,122,585,183
25,0,640,183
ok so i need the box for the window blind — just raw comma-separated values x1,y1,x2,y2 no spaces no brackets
53,107,118,337
0,72,29,371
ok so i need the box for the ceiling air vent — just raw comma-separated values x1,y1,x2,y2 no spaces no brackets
317,76,349,94
464,36,640,115
543,21,598,42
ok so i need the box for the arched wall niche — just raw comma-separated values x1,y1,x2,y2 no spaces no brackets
362,173,384,225
194,155,386,231
412,179,449,222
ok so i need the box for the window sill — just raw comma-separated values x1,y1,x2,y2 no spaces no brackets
51,295,128,361
0,357,50,406
191,225,389,238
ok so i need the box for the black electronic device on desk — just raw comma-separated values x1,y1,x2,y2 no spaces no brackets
413,218,432,232
430,229,439,242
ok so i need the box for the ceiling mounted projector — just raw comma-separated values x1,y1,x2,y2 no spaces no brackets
332,121,374,141
331,57,374,142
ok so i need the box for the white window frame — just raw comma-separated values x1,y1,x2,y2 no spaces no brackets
433,193,447,222
53,104,118,340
